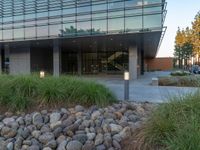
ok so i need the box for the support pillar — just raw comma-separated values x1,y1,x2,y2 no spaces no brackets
53,39,61,77
9,43,31,75
77,49,82,75
129,46,138,80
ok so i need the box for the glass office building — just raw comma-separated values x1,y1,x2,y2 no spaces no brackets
0,0,166,79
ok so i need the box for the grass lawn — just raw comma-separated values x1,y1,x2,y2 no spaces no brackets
130,91,200,150
0,75,116,112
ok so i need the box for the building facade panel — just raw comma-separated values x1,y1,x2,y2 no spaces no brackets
0,0,166,42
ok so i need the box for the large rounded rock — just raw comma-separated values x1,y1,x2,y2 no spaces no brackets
119,127,131,139
3,118,15,125
39,132,55,144
110,124,122,134
66,140,83,150
50,112,61,124
32,113,43,126
87,133,96,140
7,142,14,150
82,141,94,150
75,105,85,112
95,133,104,146
57,141,67,150
73,134,87,144
1,127,17,138
91,111,101,120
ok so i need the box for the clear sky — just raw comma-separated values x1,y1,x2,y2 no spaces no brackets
157,0,200,57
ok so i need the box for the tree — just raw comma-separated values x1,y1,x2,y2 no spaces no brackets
191,11,200,63
174,27,193,68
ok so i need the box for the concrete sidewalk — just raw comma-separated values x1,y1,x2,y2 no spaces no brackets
89,71,198,103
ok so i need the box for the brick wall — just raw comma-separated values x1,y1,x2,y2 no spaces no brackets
145,57,173,71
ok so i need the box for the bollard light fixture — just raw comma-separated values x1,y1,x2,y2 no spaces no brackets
124,71,129,81
124,71,129,101
40,71,45,78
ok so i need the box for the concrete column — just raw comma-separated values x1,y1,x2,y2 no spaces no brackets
9,43,31,75
129,46,138,80
53,39,61,76
77,49,82,75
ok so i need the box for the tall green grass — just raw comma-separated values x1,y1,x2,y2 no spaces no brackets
139,91,200,150
0,75,116,111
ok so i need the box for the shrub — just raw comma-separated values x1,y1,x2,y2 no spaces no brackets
0,75,116,111
170,70,191,76
138,91,200,150
159,76,200,87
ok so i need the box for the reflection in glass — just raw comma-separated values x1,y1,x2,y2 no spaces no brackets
108,2,124,9
108,18,124,33
143,14,161,28
3,29,13,40
37,26,48,37
61,23,76,36
125,0,143,7
77,21,91,35
14,28,24,39
92,3,107,12
25,27,36,38
125,16,142,32
92,20,107,34
49,24,62,36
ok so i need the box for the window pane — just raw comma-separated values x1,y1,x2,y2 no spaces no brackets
37,26,48,37
145,0,162,5
0,30,2,40
125,0,143,7
14,28,24,39
108,2,124,9
125,16,142,32
62,23,76,37
92,19,107,34
125,8,142,16
25,27,36,38
143,6,162,14
63,8,76,15
143,14,162,28
108,11,124,18
92,3,107,12
3,29,13,40
49,24,62,36
77,21,91,35
108,18,124,33
77,6,91,13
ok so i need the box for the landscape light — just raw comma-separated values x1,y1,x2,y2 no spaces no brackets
124,71,129,80
124,71,129,100
40,71,45,78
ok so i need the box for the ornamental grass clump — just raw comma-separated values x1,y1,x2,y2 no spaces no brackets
0,75,116,111
134,91,200,150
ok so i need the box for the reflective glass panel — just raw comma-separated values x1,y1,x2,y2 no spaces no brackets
14,28,24,39
49,24,62,36
77,21,91,35
25,27,36,38
108,18,124,33
37,26,48,37
62,23,76,36
125,16,142,32
92,19,107,34
3,29,13,40
143,14,162,28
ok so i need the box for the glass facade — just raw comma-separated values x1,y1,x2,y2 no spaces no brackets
0,0,166,41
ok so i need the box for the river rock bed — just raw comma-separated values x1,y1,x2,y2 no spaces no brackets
0,102,154,150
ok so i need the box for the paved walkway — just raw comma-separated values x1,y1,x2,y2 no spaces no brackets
87,72,198,103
